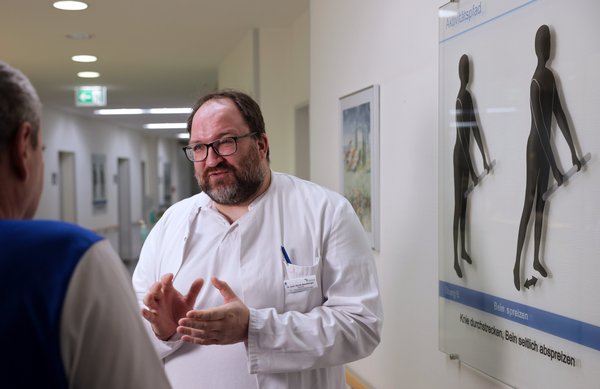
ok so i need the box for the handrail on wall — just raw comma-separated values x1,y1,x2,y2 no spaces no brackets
345,368,371,389
91,224,119,234
91,220,145,235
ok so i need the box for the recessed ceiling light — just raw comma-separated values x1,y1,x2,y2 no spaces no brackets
65,32,94,40
94,108,192,115
148,108,193,114
95,109,145,115
144,123,188,130
77,71,100,78
177,133,190,139
72,55,97,63
53,1,88,11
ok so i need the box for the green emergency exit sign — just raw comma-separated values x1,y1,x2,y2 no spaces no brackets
75,86,106,107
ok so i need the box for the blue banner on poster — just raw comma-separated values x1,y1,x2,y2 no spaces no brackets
439,281,600,352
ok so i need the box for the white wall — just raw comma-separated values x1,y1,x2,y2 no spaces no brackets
310,1,508,388
217,11,310,174
258,27,294,173
218,30,259,97
290,11,310,107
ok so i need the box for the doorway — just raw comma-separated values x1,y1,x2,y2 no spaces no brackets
117,158,132,260
58,151,77,223
294,104,310,180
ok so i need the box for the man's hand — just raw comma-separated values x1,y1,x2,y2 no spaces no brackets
142,273,204,341
177,277,249,345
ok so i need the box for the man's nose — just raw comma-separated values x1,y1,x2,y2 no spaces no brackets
204,145,223,167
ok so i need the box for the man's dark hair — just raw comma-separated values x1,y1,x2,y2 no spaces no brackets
0,61,42,153
187,89,268,159
187,90,266,136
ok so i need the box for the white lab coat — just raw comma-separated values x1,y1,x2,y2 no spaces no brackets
133,172,383,389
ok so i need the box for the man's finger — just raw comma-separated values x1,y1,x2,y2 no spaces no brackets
143,282,163,306
160,273,174,286
178,317,222,331
185,277,204,306
177,325,221,345
185,308,225,321
180,334,219,345
141,308,157,323
211,276,237,302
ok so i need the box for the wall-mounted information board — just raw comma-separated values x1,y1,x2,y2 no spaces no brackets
438,1,600,387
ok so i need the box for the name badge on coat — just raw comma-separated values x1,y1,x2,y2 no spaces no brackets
284,275,318,294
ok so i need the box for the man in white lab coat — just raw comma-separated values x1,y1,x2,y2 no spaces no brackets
133,90,383,388
0,61,171,389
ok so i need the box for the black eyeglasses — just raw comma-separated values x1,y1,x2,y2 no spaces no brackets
182,132,258,162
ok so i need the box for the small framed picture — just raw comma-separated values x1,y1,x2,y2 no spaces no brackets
91,153,107,209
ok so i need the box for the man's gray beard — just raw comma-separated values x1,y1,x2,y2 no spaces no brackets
197,151,265,205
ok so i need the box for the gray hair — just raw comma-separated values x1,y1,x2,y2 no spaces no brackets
0,61,42,152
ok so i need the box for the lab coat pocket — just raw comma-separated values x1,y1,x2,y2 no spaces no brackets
283,260,322,313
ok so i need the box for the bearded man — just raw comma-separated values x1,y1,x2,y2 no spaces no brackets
133,90,382,389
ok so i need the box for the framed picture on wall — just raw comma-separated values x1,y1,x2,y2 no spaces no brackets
91,153,107,210
339,84,380,250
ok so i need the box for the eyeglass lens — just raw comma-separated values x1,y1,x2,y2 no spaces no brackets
188,138,236,161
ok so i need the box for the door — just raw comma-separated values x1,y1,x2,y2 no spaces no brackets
294,104,310,180
58,151,77,223
118,158,132,260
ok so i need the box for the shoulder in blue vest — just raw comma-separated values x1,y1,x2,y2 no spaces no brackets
0,220,104,388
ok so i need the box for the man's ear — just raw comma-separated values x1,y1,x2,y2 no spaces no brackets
10,122,33,180
256,133,269,158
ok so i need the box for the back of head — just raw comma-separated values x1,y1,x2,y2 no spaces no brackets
0,61,42,154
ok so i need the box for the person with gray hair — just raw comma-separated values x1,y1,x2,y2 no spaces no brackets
0,60,171,388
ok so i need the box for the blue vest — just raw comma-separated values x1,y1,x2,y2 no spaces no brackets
0,220,102,389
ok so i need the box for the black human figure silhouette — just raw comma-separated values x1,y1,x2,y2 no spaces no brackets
453,54,489,278
513,25,581,291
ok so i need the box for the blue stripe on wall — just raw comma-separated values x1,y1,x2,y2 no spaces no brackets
439,281,600,352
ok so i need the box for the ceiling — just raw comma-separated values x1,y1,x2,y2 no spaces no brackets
0,0,308,138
